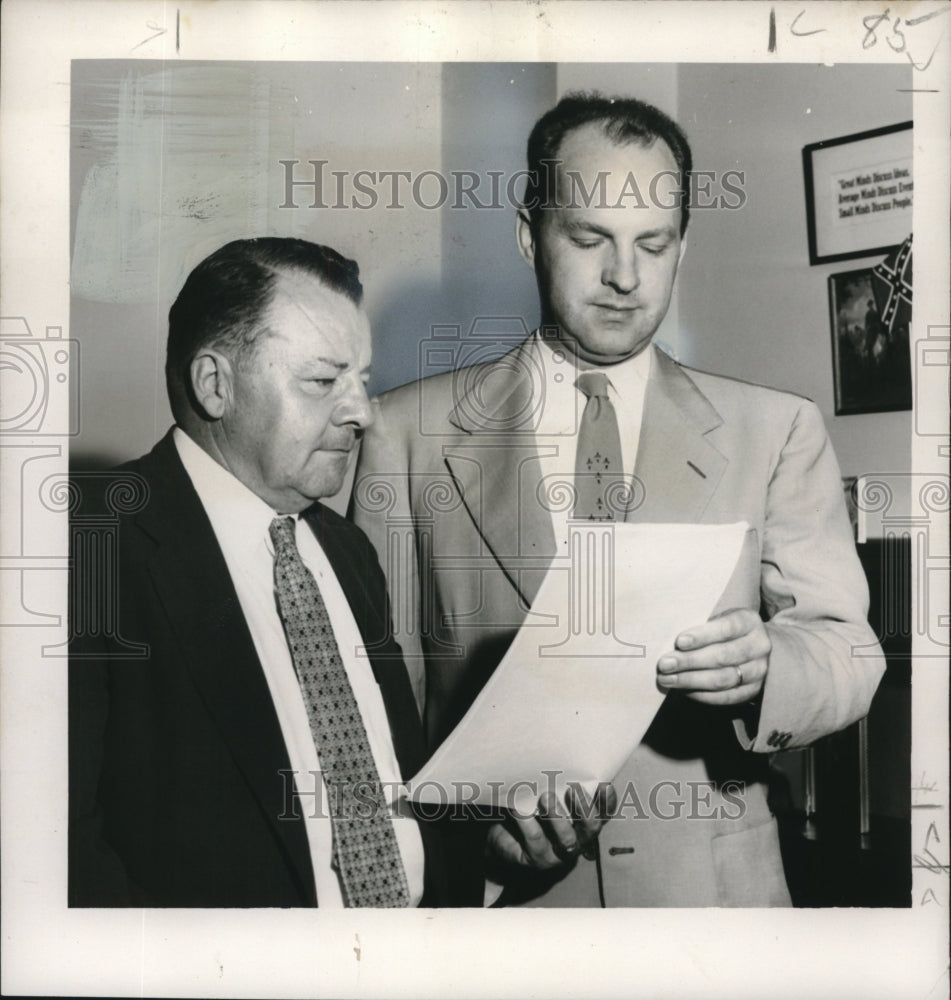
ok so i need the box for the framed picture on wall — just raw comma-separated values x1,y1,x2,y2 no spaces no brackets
803,122,913,265
828,267,912,415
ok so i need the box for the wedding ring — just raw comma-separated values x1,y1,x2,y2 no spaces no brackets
733,665,744,688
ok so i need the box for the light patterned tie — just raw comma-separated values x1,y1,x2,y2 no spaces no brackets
269,516,410,908
574,371,625,520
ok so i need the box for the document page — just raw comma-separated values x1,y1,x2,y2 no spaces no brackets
408,521,750,810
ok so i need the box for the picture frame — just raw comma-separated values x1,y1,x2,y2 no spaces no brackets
803,122,913,265
828,267,912,415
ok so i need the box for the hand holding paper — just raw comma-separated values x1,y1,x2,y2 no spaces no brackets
487,783,618,871
658,606,771,704
408,521,753,811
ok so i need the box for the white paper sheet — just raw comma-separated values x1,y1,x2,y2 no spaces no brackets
408,521,750,810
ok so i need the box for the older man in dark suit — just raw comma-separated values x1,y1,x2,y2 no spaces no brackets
69,237,443,907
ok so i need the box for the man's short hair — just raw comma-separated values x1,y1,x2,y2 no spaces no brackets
523,92,693,236
166,237,363,417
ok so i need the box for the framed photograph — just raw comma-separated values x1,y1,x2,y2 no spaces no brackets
803,122,913,265
828,267,912,415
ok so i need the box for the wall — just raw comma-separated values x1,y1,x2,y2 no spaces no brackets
676,63,912,484
70,60,558,469
70,61,913,494
70,60,446,466
436,63,555,371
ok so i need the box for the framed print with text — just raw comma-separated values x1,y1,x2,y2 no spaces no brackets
803,122,913,265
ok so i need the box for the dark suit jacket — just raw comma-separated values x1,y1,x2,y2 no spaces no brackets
68,430,444,907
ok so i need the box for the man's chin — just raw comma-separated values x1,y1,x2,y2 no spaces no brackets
559,331,653,367
298,461,350,505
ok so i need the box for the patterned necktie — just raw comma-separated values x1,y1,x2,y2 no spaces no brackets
574,371,625,520
269,516,410,908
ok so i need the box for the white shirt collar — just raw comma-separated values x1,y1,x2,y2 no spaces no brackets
173,427,284,556
535,330,652,385
531,331,653,435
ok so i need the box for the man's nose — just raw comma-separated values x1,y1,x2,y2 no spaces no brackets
602,247,639,294
335,376,373,430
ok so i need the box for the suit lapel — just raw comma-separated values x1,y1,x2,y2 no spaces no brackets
443,341,556,607
135,434,314,899
435,343,729,597
629,348,727,523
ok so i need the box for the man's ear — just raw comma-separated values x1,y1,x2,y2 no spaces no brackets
678,230,688,266
515,209,537,268
189,350,233,420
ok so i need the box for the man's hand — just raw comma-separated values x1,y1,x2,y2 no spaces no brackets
486,783,617,870
656,608,770,706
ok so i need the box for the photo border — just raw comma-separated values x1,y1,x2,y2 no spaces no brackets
2,3,948,999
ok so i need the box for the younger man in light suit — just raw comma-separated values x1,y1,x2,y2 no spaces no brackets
352,94,886,906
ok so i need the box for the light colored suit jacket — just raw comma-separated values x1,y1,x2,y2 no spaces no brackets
351,341,886,907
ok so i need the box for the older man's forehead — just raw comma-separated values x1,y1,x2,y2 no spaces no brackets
268,270,368,338
271,268,354,314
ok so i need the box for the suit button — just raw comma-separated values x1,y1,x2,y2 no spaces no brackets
608,846,635,856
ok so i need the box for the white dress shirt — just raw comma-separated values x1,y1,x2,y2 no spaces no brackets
174,428,425,907
482,335,653,906
530,332,652,548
